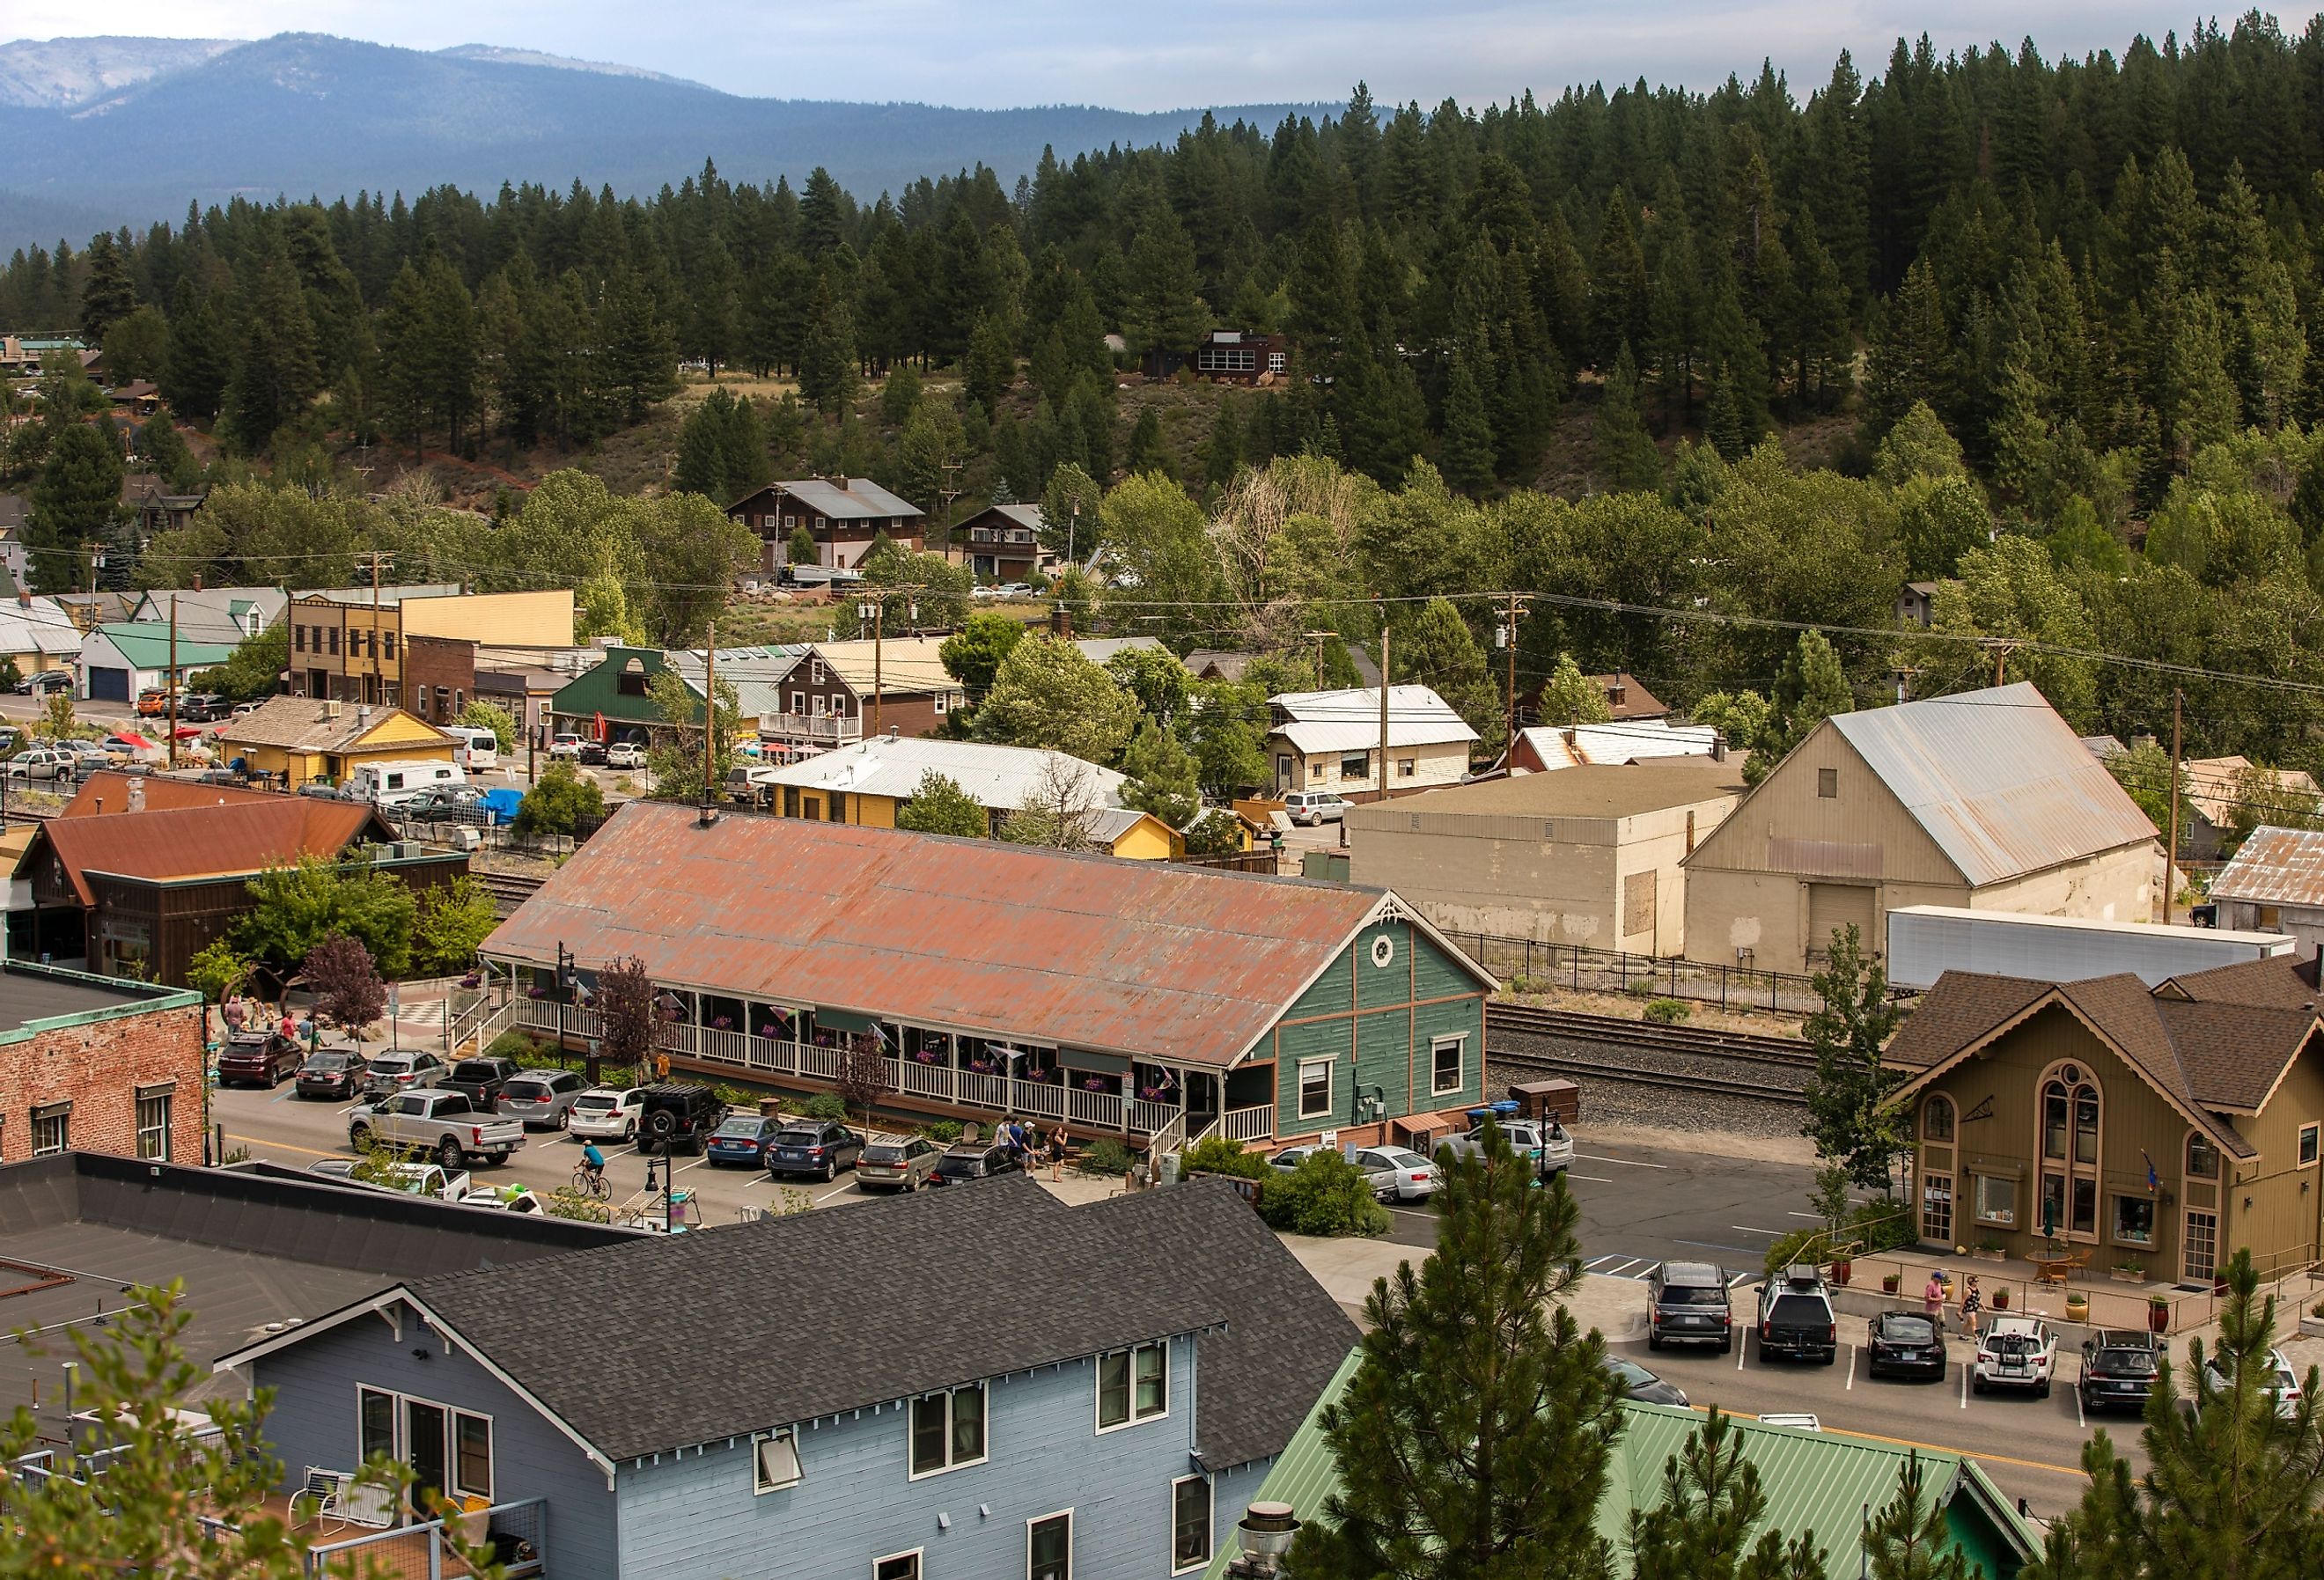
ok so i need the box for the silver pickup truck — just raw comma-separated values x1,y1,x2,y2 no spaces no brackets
349,1089,526,1170
1440,1118,1576,1178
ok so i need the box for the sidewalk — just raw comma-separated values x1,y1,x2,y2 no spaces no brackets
1276,1230,1646,1335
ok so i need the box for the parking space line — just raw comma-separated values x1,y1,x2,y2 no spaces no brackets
2075,1385,2085,1431
1567,1174,1615,1184
1576,1153,1669,1169
1602,1258,1645,1277
1737,1335,1748,1371
1960,1365,1969,1409
812,1180,857,1205
1787,1211,1823,1220
1846,1345,1856,1391
1725,1272,1751,1288
1585,1255,1623,1271
1732,1226,1790,1236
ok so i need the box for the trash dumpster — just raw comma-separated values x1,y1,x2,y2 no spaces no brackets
1509,1079,1580,1125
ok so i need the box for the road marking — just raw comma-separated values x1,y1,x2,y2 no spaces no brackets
1674,1239,1758,1254
2075,1385,2085,1430
1846,1345,1856,1391
1567,1174,1615,1184
812,1179,857,1205
1787,1211,1824,1220
1960,1364,1970,1409
225,1132,340,1160
1585,1254,1623,1271
1798,1421,2090,1481
672,1157,707,1175
1602,1258,1645,1277
1726,1272,1752,1288
1732,1226,1790,1237
1737,1335,1748,1371
1576,1153,1669,1169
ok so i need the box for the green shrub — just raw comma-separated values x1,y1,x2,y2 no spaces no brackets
1761,1226,1825,1280
1077,1137,1138,1177
1182,1135,1269,1180
1623,979,1658,997
1258,1150,1391,1238
485,1030,555,1066
920,1120,965,1143
1847,1196,1916,1253
803,1091,849,1121
1642,997,1691,1025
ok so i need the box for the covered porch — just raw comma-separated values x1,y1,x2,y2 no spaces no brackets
510,982,1278,1145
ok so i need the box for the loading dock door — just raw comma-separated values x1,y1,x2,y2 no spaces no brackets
1806,882,1876,961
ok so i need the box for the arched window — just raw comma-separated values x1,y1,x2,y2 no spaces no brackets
2037,1063,2101,1241
1922,1094,1955,1143
2186,1129,2219,1179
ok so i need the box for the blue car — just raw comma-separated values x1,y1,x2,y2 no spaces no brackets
704,1114,785,1168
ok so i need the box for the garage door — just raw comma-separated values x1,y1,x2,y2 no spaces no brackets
1806,883,1876,961
86,665,130,702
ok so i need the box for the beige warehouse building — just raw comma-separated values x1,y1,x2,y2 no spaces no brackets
1680,682,2159,974
1345,757,1748,955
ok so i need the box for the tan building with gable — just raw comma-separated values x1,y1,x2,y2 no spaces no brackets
213,695,458,790
1886,954,2324,1286
1680,683,2159,974
1347,758,1747,954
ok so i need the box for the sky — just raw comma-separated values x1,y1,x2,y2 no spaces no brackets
16,3,2324,111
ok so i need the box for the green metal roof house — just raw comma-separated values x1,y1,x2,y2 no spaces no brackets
77,622,238,703
1204,1353,2039,1580
545,646,684,735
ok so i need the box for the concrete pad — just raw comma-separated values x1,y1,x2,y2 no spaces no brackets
1276,1230,1649,1339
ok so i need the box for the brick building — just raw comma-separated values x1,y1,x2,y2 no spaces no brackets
0,962,203,1165
402,635,479,724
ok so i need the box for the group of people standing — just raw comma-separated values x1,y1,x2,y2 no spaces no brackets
1923,1270,1984,1336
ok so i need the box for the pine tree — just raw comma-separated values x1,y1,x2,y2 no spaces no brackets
1861,260,1953,444
964,311,1016,412
159,293,231,424
1064,374,1114,480
1125,204,1209,356
1119,720,1201,828
599,268,679,425
1438,349,1497,494
1287,1122,1625,1579
798,283,860,415
1395,596,1502,753
28,422,122,592
220,246,322,452
1203,394,1243,496
1628,1408,1829,1580
894,770,990,838
1863,1452,1971,1580
1124,406,1173,479
77,232,138,344
1597,342,1663,491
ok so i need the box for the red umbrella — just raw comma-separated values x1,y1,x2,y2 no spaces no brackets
110,730,158,750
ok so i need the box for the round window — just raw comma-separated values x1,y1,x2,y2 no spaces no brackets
2062,1064,2082,1084
1370,935,1395,968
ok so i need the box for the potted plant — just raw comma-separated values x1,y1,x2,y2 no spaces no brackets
1973,1239,2005,1263
2065,1291,2090,1324
1881,1272,1901,1295
1990,1286,2011,1312
1829,1258,1852,1288
2111,1260,2147,1284
2155,1296,2178,1336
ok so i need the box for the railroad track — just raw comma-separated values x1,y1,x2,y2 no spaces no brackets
1486,1003,1817,1072
1489,1047,1811,1106
474,871,546,915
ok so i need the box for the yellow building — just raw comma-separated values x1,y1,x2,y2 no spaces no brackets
288,589,575,705
753,735,1180,859
401,590,574,646
214,695,458,789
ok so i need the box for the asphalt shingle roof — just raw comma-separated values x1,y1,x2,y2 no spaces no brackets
406,1176,1344,1464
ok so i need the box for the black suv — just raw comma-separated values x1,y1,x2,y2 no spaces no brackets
930,1141,1022,1187
1646,1260,1733,1354
2079,1329,2164,1414
443,1055,523,1107
1753,1264,1839,1366
638,1083,729,1155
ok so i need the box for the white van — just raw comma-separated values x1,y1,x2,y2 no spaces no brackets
350,759,469,807
446,725,499,772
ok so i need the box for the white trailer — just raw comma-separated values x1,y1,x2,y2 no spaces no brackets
1885,905,2295,990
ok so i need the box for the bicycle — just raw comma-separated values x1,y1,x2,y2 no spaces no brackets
570,1165,610,1201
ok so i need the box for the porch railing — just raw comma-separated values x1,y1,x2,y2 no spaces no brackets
302,1495,545,1579
1221,1105,1276,1144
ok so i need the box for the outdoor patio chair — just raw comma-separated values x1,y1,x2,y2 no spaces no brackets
297,1468,352,1532
342,1480,399,1528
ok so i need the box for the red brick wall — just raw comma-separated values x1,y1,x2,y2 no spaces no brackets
0,1003,207,1164
402,636,478,723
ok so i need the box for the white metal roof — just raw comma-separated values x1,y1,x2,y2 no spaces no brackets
1270,686,1480,754
775,477,923,520
2212,826,2324,908
1511,719,1717,771
754,735,1129,811
1825,683,2157,886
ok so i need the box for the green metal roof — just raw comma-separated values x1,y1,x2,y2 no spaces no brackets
89,621,238,670
1204,1352,2038,1580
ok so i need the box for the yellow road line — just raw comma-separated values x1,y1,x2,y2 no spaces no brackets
1714,1409,2092,1478
224,1133,342,1160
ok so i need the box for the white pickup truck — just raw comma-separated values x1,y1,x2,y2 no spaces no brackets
1440,1117,1575,1178
349,1089,526,1171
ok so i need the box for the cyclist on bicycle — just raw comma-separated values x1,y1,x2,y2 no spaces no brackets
579,1142,607,1183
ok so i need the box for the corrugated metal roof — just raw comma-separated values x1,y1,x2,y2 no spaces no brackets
1273,686,1481,754
809,637,960,694
33,797,392,906
755,735,1129,809
776,477,923,519
86,622,238,670
480,801,1454,1068
217,695,458,753
2210,825,2324,908
1204,1359,2037,1580
1071,636,1166,665
1827,684,2157,886
2183,757,2320,828
1512,720,1717,771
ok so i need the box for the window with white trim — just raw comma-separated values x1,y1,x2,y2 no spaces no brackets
1028,1511,1072,1580
135,1087,172,1161
31,1104,68,1157
908,1382,987,1477
1430,1035,1465,1098
754,1429,802,1493
1171,1475,1212,1572
2304,1123,2320,1167
1298,1058,1333,1121
874,1554,922,1580
1339,751,1369,780
1096,1340,1167,1431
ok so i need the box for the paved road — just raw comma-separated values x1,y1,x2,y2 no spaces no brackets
210,1080,886,1228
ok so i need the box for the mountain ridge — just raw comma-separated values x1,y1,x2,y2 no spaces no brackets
0,33,1329,252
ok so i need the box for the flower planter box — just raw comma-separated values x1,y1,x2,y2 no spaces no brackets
1880,1275,1901,1295
2064,1294,2090,1323
2109,1268,2148,1285
1970,1248,2006,1263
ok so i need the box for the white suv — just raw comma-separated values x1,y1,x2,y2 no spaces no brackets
569,1087,646,1142
1973,1314,2057,1397
2200,1346,2308,1420
1283,790,1351,826
549,732,585,761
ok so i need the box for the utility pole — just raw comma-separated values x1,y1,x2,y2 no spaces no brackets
1376,614,1391,805
364,547,388,707
2164,687,2184,925
166,594,178,769
871,596,885,735
938,458,964,550
702,621,718,806
1304,628,1333,683
1499,592,1530,746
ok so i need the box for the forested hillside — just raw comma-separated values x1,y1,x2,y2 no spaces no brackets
9,15,2324,793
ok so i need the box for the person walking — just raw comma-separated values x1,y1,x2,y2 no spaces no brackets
1923,1270,1946,1326
1959,1275,1982,1339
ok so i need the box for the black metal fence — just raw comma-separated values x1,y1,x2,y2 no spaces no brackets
1439,932,1835,1016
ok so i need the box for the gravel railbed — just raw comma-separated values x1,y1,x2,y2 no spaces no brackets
1491,1031,1813,1092
1538,1073,1807,1142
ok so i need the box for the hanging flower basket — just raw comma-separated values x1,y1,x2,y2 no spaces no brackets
460,973,482,989
913,1048,940,1064
710,1016,732,1031
1083,1077,1107,1092
526,987,546,1000
967,1058,996,1075
758,1025,779,1040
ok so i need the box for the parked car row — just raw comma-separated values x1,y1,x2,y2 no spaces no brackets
1268,1142,1442,1202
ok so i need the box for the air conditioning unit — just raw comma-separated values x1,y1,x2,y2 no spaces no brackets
323,699,342,718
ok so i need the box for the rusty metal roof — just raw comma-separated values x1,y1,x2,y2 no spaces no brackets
2212,825,2324,908
1828,683,2157,886
482,801,1473,1067
33,798,393,905
62,771,283,816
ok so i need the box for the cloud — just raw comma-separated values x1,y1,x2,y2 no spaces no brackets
15,2,2324,111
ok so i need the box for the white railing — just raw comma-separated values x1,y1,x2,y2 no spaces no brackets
1067,1087,1125,1130
1222,1105,1275,1144
959,1070,1009,1109
1128,1099,1180,1136
896,1059,955,1102
1146,1110,1187,1160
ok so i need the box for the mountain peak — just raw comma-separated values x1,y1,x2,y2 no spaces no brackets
435,44,710,92
0,34,241,110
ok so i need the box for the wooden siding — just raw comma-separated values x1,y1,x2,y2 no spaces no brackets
1271,920,1485,1138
